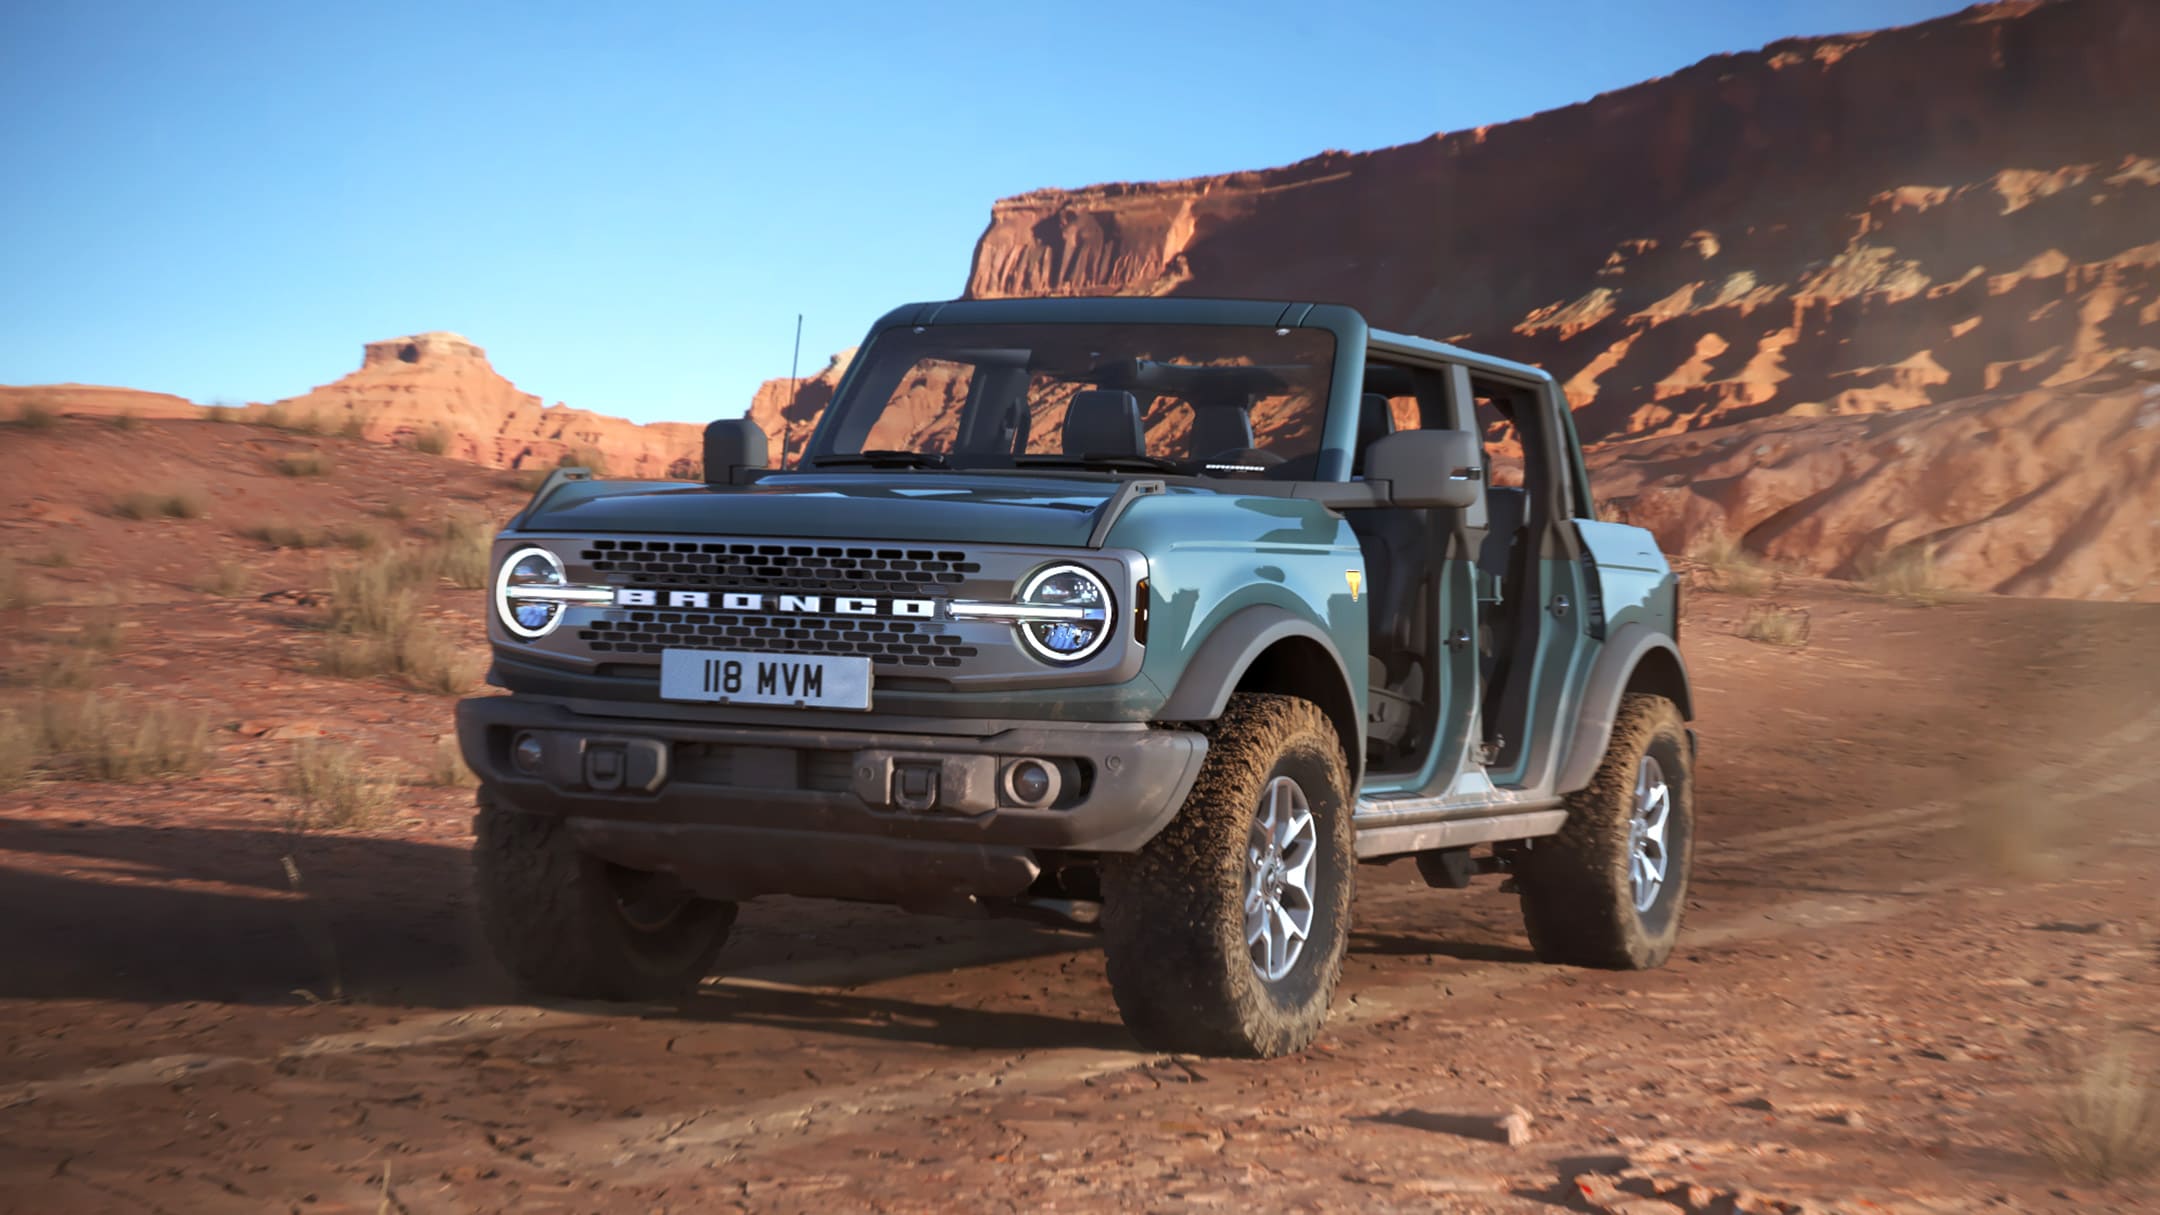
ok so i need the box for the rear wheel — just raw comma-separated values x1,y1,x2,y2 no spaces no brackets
1102,693,1353,1057
472,790,737,1000
1515,693,1693,969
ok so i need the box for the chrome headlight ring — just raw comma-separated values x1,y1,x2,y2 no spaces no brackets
494,546,611,639
948,563,1114,664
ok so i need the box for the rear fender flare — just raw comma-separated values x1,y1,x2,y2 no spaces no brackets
1554,622,1693,794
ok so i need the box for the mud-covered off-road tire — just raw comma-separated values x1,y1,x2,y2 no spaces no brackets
1102,693,1354,1057
472,789,737,1001
1516,693,1693,969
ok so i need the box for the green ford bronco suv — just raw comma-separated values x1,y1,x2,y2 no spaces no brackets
457,297,1694,1057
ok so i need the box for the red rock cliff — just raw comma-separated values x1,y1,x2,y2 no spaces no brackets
963,0,2160,444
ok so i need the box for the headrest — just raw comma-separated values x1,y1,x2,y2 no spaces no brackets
1063,389,1146,456
1353,393,1398,474
1188,404,1255,457
1358,393,1397,449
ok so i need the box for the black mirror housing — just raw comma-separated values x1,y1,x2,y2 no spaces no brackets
703,419,770,484
1364,429,1482,509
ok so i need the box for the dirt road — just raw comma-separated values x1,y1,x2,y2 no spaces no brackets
1,428,2156,1213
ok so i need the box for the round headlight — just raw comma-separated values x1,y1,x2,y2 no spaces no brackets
1015,564,1113,663
496,546,569,639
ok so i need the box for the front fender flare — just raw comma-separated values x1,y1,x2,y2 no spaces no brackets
1554,622,1693,794
1155,604,1363,785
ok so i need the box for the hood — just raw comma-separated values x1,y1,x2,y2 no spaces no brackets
518,471,1144,547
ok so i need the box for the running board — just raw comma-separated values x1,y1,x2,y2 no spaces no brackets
1351,806,1567,860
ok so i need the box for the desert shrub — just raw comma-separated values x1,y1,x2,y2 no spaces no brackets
38,694,210,782
397,623,486,694
1688,532,1771,597
240,520,329,549
272,451,334,477
421,736,477,787
110,410,139,430
0,559,39,612
375,497,411,521
506,467,552,492
111,487,207,520
74,605,125,652
288,739,398,829
320,547,483,694
202,404,242,423
558,445,609,476
12,400,59,429
335,525,385,551
196,560,254,597
2037,1038,2160,1182
26,646,102,690
0,709,34,789
338,414,367,440
413,425,452,456
435,511,494,589
1859,543,1945,603
28,550,72,568
328,554,421,637
1737,603,1810,648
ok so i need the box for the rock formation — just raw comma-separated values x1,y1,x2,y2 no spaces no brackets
266,332,706,477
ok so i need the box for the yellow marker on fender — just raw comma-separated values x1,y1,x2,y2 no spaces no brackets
1346,570,1362,602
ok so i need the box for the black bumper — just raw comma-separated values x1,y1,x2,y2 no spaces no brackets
456,697,1209,905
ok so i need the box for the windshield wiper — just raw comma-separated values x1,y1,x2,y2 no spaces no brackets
1014,453,1183,473
808,450,951,470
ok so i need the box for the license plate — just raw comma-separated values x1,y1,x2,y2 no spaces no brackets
659,649,873,710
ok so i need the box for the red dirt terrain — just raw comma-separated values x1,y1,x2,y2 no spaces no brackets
3,418,2158,1213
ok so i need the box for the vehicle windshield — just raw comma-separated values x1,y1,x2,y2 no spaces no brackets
806,322,1336,479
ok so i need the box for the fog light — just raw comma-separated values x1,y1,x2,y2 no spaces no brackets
512,733,545,773
1003,758,1059,807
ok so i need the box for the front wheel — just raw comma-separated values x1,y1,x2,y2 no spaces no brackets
1515,693,1694,969
471,790,738,1000
1102,693,1354,1057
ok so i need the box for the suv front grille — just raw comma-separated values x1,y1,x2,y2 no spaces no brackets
578,540,980,595
578,611,978,668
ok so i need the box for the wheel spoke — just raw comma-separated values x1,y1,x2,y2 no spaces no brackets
1245,899,1267,946
1642,785,1671,845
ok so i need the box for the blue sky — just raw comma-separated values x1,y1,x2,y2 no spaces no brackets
1,0,1974,425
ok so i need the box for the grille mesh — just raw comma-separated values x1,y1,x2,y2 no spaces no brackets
578,611,978,668
578,540,979,594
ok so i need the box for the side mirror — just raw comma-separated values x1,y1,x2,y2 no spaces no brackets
1364,429,1482,509
703,418,770,484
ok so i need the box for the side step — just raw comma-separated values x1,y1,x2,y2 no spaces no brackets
1350,802,1566,860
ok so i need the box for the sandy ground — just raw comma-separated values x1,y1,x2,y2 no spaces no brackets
2,418,2157,1213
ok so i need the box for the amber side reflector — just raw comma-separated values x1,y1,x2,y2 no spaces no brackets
1134,578,1150,646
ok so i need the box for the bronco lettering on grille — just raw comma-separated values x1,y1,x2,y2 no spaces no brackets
614,589,937,618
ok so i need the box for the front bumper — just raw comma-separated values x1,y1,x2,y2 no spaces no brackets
456,696,1208,905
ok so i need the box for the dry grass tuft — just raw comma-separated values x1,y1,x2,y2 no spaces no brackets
24,646,102,690
27,549,73,569
435,511,494,589
272,451,334,477
1689,533,1772,597
202,403,243,423
37,694,211,782
413,424,452,456
420,736,478,788
0,709,35,789
257,404,324,435
558,445,609,476
196,560,254,597
375,497,411,521
1,559,41,612
337,414,367,441
110,410,140,430
318,547,484,694
1737,603,1811,648
11,401,59,429
288,739,398,829
1859,543,1947,604
2037,1038,2160,1182
505,467,552,492
111,487,207,520
240,520,331,549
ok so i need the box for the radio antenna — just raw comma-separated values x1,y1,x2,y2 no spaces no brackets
781,313,804,470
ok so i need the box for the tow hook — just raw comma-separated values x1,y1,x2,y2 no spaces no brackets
892,761,942,812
